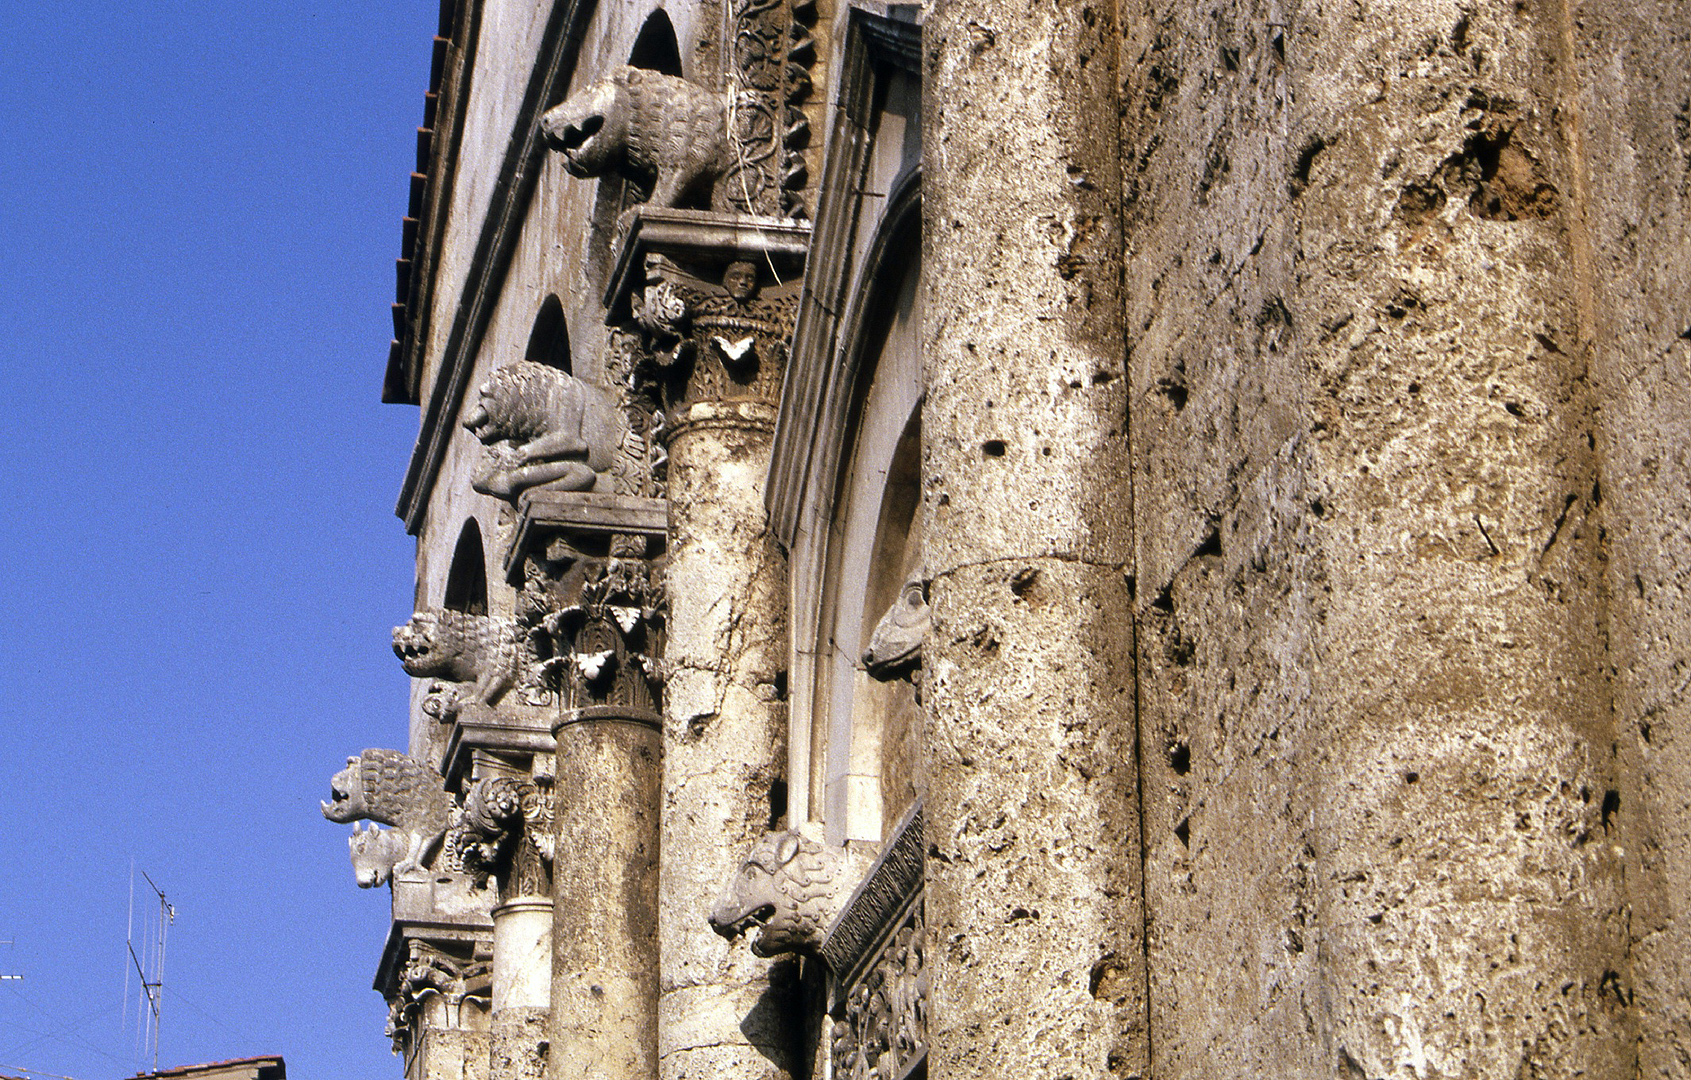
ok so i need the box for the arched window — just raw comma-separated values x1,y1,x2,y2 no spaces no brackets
628,11,682,77
524,295,571,373
442,519,488,616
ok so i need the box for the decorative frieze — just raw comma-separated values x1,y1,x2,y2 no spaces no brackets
724,0,817,217
821,803,927,1080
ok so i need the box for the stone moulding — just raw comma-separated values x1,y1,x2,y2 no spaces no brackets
766,3,921,543
821,800,924,993
439,704,556,790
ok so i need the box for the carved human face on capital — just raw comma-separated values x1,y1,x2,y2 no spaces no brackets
723,262,759,303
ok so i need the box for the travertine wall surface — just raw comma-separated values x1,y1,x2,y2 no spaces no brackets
1122,1,1690,1076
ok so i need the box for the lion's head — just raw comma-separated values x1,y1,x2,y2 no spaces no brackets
708,826,856,957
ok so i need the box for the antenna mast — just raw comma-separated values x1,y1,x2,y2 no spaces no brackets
127,871,174,1074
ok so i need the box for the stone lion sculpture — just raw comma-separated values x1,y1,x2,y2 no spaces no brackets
462,360,629,501
393,608,525,713
539,65,730,210
348,822,411,888
708,825,866,957
322,749,454,876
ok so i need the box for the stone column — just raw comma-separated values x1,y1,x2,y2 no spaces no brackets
1570,4,1691,1071
454,776,556,1080
1286,3,1628,1076
491,898,553,1080
550,715,661,1080
654,263,799,1080
921,1,1145,1078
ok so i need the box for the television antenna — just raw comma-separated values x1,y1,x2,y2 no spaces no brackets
0,938,19,982
125,870,174,1074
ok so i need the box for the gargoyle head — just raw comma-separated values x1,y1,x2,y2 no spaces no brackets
538,72,627,179
862,574,930,680
322,755,370,823
393,611,470,681
708,826,857,957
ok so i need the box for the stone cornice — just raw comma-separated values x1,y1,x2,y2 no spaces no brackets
394,0,607,534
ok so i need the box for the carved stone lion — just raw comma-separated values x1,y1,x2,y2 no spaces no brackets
462,360,629,500
349,822,410,888
322,749,453,876
393,608,525,712
708,826,865,957
539,66,730,210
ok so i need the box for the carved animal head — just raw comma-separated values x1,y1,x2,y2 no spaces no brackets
862,574,929,679
393,610,477,682
462,361,564,446
708,827,854,957
539,70,632,179
349,822,410,888
322,754,373,823
321,748,452,838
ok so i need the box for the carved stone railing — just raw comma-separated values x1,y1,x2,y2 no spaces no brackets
820,802,926,1080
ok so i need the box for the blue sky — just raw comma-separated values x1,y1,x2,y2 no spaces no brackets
0,4,439,1078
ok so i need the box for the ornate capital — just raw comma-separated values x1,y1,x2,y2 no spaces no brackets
449,776,555,901
634,254,801,411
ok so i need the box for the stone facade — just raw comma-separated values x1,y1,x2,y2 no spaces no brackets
329,0,1691,1078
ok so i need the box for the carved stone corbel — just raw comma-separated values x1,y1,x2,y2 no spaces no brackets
322,749,454,876
449,776,555,901
461,359,640,504
393,608,535,717
862,573,930,687
539,66,732,211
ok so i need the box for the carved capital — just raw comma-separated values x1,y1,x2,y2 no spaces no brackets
385,940,492,1055
449,776,555,901
634,255,801,411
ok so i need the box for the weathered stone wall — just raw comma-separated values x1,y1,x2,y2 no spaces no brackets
922,0,1146,1077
